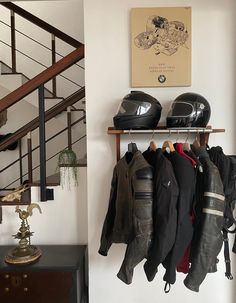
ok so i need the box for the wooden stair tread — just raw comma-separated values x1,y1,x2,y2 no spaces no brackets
59,163,86,168
0,189,30,206
58,156,87,168
30,173,60,186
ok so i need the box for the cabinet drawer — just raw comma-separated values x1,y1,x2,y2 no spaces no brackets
0,271,73,303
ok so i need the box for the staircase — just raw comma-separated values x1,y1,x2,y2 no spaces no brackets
0,2,86,220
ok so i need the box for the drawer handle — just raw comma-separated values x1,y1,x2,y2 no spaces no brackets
5,287,10,292
24,287,28,292
5,274,10,279
11,276,22,287
23,274,28,279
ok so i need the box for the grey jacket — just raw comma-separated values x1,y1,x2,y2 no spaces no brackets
98,151,153,284
184,147,225,292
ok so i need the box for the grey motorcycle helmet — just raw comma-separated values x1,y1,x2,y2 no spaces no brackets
113,91,162,129
166,92,211,128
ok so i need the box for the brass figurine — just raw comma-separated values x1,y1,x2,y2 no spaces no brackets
1,184,28,202
5,203,42,265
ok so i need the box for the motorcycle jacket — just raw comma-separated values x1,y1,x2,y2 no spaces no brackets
162,150,196,288
98,150,153,284
184,147,225,292
142,148,179,282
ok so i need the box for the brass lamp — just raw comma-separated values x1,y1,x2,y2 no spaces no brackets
5,203,42,265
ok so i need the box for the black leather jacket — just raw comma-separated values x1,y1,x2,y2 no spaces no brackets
98,151,153,284
184,147,225,292
143,148,179,282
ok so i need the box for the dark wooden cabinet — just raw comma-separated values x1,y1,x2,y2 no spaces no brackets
0,245,87,303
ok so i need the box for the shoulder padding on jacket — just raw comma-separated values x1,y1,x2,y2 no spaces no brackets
136,167,153,180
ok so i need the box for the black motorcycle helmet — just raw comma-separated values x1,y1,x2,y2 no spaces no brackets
113,91,162,129
166,92,211,128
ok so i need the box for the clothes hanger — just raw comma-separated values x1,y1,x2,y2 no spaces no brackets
183,142,190,151
128,142,138,153
192,131,201,150
149,130,157,151
175,130,180,143
175,142,196,167
127,130,138,153
162,140,175,153
183,131,190,151
150,141,157,151
185,131,204,172
162,130,175,153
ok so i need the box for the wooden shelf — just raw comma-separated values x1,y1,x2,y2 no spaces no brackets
107,126,225,161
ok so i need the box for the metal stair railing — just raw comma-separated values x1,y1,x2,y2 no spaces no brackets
0,1,83,96
0,38,83,89
0,49,85,201
0,87,85,151
0,47,84,113
0,116,85,177
0,2,85,207
0,85,85,201
0,19,84,70
0,115,86,191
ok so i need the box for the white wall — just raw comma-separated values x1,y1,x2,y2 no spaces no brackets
85,0,236,302
0,167,88,245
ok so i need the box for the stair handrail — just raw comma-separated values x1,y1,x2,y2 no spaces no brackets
0,87,85,152
0,2,83,49
1,128,86,190
0,47,84,113
0,38,83,88
0,3,85,202
0,18,84,70
0,115,85,175
2,134,86,191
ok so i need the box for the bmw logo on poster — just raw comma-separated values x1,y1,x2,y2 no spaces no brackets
131,7,191,87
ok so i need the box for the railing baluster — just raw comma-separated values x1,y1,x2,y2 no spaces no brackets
10,10,16,73
27,132,33,183
38,84,47,201
67,107,72,150
51,34,56,97
18,138,23,184
2,2,83,49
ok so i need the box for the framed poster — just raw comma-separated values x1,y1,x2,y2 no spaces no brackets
131,7,191,87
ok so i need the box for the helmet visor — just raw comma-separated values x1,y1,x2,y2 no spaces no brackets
168,101,194,117
117,100,151,116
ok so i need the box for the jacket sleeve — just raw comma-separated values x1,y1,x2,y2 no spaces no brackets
98,166,117,256
184,164,225,292
117,164,153,284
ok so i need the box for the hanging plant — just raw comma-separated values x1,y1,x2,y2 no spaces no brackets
57,148,78,190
